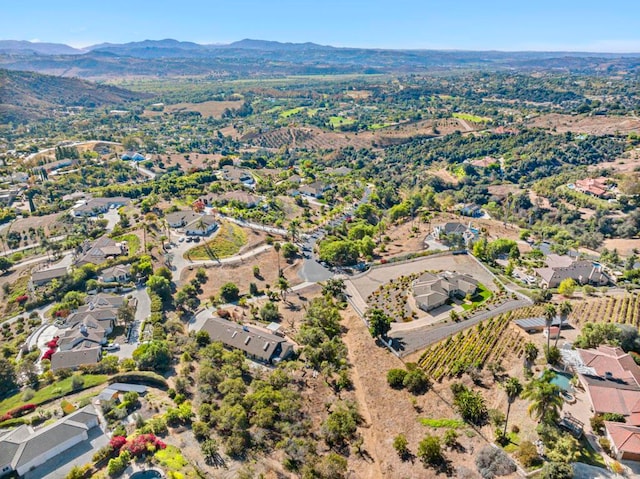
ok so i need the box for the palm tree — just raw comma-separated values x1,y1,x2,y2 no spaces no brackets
543,304,557,357
278,276,290,301
521,370,563,424
524,342,539,369
503,377,523,435
556,301,573,348
288,219,299,243
274,242,281,275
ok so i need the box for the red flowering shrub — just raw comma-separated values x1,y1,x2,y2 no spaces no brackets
54,309,70,318
15,295,28,304
42,349,55,361
123,434,166,456
109,435,127,452
46,339,58,348
2,403,37,421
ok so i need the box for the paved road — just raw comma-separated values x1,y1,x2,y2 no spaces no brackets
388,298,531,357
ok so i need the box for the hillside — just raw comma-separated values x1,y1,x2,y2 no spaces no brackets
0,69,147,122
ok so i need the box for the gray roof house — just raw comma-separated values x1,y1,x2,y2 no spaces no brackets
75,236,127,266
71,196,130,217
50,344,102,371
0,405,100,477
165,210,200,228
197,317,294,364
535,259,610,289
433,222,478,246
221,166,255,187
413,271,479,312
99,264,131,283
185,215,218,236
299,181,331,199
30,266,69,288
218,190,262,208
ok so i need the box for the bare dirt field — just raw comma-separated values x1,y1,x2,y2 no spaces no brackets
185,246,304,301
341,308,520,479
144,100,243,119
526,113,640,135
377,220,428,261
5,212,65,237
602,238,640,256
591,147,640,173
150,152,223,171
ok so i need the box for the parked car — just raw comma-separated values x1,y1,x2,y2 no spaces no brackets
104,343,120,351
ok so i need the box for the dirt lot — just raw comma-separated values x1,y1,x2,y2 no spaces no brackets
5,212,65,237
526,113,640,135
602,238,640,256
377,220,428,261
184,246,304,301
342,308,520,479
591,147,640,173
144,100,243,119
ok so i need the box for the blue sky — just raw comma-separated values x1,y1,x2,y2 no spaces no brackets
3,0,640,52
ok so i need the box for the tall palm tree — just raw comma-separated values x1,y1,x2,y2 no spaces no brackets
524,342,539,369
503,377,523,435
274,242,281,275
543,304,557,357
278,276,290,301
288,219,299,243
556,301,573,348
521,370,563,424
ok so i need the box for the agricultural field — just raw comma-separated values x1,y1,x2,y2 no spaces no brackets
569,293,640,327
452,112,492,123
418,311,529,380
144,100,243,118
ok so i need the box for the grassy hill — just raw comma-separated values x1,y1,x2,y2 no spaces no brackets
0,68,147,122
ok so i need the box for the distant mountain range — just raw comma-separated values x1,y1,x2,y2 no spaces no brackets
0,38,639,79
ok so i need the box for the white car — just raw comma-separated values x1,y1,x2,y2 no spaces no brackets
104,343,120,351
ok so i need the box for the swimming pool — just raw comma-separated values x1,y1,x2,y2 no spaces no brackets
548,370,574,392
130,471,162,479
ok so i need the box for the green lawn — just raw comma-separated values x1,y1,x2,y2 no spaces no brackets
453,112,492,123
186,222,247,260
279,107,306,118
368,122,394,130
113,233,141,256
420,417,466,428
329,116,356,127
0,374,108,416
461,283,493,311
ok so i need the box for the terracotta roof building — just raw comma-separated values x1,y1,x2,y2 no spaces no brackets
605,421,640,461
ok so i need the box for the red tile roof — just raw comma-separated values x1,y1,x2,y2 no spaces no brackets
606,421,640,455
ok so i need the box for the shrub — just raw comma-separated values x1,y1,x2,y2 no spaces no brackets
109,436,127,452
71,374,85,390
444,429,458,448
475,446,516,479
61,399,76,416
403,369,430,395
386,369,407,389
417,434,442,467
516,441,539,467
393,433,410,460
599,437,612,455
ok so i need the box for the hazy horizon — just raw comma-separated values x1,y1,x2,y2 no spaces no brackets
2,0,640,53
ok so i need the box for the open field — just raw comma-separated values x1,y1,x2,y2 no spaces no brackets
144,100,243,118
526,113,640,135
591,147,640,173
453,112,492,123
186,222,248,260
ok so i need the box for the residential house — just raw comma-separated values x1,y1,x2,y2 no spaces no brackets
197,317,294,364
71,196,130,217
165,210,200,228
75,236,127,266
605,421,640,461
574,177,610,198
221,166,255,187
0,405,101,477
412,271,479,312
469,156,499,168
30,266,69,288
576,346,640,426
185,214,218,236
535,258,610,289
459,203,482,218
433,222,478,246
99,264,131,283
121,151,146,161
299,181,331,199
218,190,262,208
0,188,21,206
